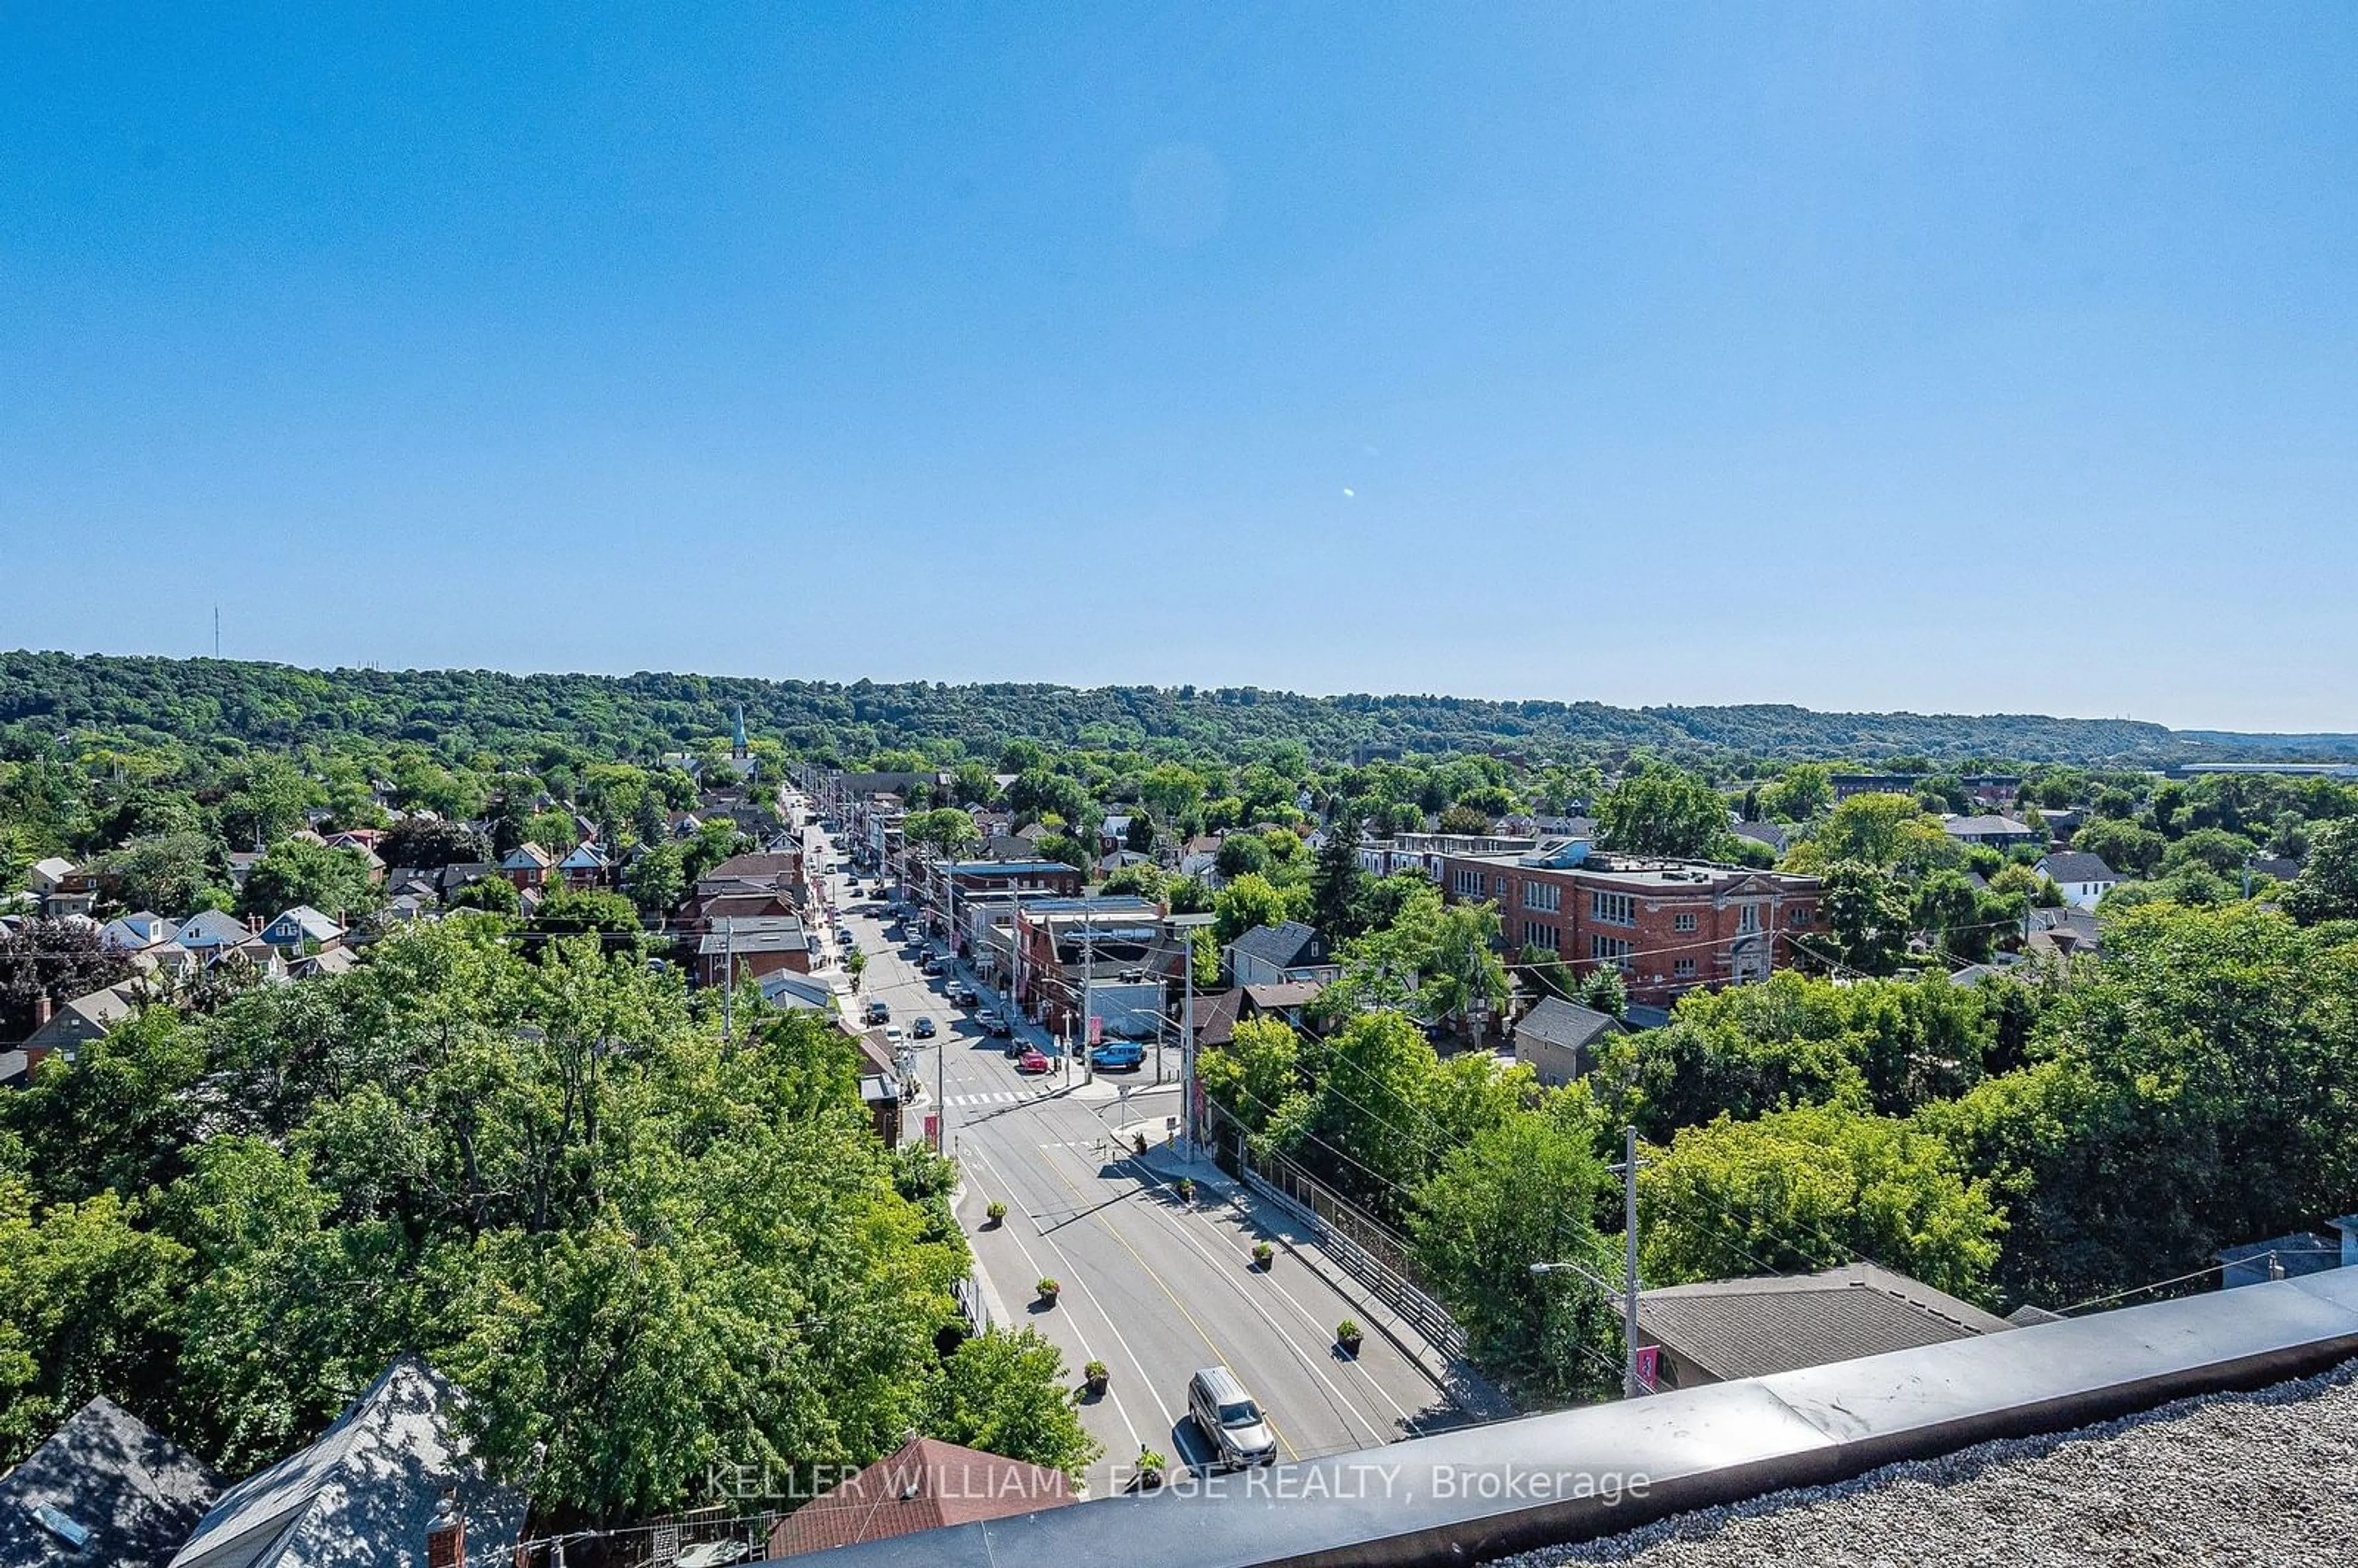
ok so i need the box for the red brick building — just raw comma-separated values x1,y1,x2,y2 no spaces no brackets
1436,848,1824,1007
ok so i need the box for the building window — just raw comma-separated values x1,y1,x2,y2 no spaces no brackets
1673,958,1697,979
1737,904,1762,934
1523,882,1561,913
1672,912,1697,933
1789,906,1811,928
1493,874,1510,898
1591,891,1635,926
1523,920,1559,950
1452,867,1483,897
1590,934,1633,968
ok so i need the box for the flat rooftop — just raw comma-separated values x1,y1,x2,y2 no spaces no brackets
1452,854,1809,890
1520,1359,2358,1568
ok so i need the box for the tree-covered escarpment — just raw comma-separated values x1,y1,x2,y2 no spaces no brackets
0,648,2305,766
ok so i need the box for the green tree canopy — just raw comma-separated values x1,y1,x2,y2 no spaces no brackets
1408,1100,1621,1403
1595,767,1732,859
1640,1102,2006,1304
236,840,379,922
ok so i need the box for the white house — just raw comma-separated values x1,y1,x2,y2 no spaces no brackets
2036,851,2123,910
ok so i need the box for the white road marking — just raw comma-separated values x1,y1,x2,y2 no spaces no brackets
958,1136,1167,1457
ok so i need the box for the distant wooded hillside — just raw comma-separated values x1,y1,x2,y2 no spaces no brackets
0,649,2336,767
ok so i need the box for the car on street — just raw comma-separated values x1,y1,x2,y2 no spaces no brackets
864,998,890,1024
921,955,944,975
1014,1046,1051,1074
1188,1367,1278,1470
1090,1040,1145,1071
912,1017,936,1038
977,1008,1012,1037
948,980,976,1006
882,1024,905,1047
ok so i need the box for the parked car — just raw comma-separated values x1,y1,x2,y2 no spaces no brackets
1014,1047,1051,1074
882,1024,905,1047
1090,1040,1145,1071
864,998,890,1024
921,955,944,976
977,1008,1011,1038
912,1017,936,1039
948,980,976,1006
1188,1367,1278,1470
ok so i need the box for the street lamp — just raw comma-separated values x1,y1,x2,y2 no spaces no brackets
1532,1127,1646,1399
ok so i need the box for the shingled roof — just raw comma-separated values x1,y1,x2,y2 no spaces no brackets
0,1398,222,1568
2037,850,2120,884
764,1437,1071,1558
1514,996,1619,1054
167,1357,524,1568
1226,920,1327,972
1638,1263,2012,1383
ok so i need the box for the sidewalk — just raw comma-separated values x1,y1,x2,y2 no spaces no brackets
1108,1121,1517,1426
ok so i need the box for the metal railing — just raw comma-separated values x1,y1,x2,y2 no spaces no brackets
952,1274,992,1337
1208,1104,1468,1362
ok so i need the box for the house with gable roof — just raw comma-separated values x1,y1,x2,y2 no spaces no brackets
165,1356,525,1568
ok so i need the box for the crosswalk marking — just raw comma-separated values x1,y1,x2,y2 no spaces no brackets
946,1090,1046,1107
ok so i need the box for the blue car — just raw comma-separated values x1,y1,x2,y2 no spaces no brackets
1090,1040,1145,1071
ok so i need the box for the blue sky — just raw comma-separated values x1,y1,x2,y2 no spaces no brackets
4,5,2355,730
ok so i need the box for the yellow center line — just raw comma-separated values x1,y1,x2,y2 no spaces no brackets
1033,1140,1301,1464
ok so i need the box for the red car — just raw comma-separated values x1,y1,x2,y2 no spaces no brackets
1015,1047,1052,1075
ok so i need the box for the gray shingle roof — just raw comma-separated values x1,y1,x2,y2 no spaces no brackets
168,1357,524,1568
1638,1263,2012,1383
1227,920,1325,971
0,1397,221,1568
1514,996,1619,1053
2037,850,2119,883
1943,815,2036,837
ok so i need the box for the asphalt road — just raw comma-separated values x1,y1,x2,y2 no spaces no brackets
796,815,1471,1499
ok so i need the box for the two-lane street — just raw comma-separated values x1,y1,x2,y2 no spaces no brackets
796,817,1474,1498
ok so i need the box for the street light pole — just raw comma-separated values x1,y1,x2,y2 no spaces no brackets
1531,1124,1646,1400
1617,1125,1641,1400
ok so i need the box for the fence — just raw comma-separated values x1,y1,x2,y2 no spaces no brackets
952,1273,992,1337
1206,1103,1468,1362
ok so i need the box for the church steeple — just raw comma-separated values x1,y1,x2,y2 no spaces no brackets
731,704,749,760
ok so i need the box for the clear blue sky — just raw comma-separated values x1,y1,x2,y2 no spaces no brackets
4,5,2355,730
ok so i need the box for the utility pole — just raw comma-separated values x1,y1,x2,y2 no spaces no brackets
721,918,734,1047
1081,906,1096,1085
1180,929,1196,1154
1615,1125,1643,1400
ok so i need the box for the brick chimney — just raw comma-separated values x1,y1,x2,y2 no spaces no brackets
31,992,53,1031
425,1492,464,1568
